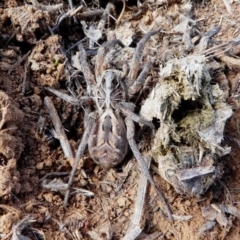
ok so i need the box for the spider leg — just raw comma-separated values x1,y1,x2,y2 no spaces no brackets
125,117,173,222
127,28,161,86
44,97,74,158
95,39,125,81
77,43,96,92
44,97,95,206
63,113,96,207
118,102,154,128
128,61,152,98
123,155,151,240
46,87,93,106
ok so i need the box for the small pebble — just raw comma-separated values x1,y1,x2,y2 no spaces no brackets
36,162,44,170
117,197,128,207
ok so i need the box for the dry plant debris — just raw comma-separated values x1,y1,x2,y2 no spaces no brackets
141,55,232,196
0,0,240,239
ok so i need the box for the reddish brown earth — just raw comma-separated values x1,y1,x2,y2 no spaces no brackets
0,0,240,239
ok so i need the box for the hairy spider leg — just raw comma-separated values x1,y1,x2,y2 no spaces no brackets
64,113,96,207
125,117,173,222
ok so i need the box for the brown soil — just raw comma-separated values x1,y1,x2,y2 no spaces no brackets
0,0,240,239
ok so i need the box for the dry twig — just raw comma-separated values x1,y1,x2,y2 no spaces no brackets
8,51,31,75
11,215,35,240
222,0,233,15
116,0,126,27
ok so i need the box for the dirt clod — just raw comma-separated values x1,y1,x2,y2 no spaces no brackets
0,0,240,239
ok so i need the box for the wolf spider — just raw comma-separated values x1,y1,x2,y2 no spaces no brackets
44,29,172,222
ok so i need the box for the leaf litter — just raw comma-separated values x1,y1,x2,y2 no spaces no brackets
0,0,240,239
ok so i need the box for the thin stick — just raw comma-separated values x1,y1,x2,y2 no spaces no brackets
197,25,221,52
116,0,126,27
222,0,233,15
3,27,19,48
122,156,151,240
67,0,74,10
63,114,95,207
8,50,31,75
64,38,87,54
40,172,69,182
21,61,29,94
44,97,74,159
202,36,240,55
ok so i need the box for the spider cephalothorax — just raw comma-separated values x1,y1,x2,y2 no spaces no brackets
94,70,126,110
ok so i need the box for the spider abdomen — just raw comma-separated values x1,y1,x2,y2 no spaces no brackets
88,109,128,169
